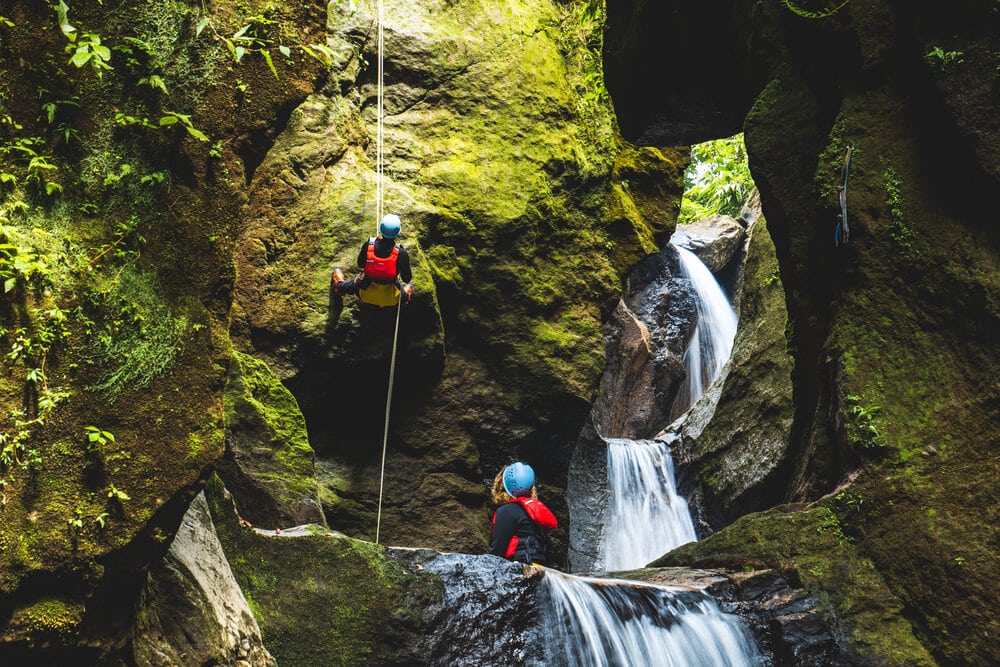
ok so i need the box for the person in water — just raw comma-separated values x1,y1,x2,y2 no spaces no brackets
489,462,558,566
332,213,414,306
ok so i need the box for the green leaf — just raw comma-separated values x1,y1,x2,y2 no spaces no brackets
279,44,291,57
158,115,179,126
4,277,15,293
56,0,76,40
196,17,211,38
261,49,278,79
185,125,209,142
234,45,246,63
70,50,91,68
45,182,63,196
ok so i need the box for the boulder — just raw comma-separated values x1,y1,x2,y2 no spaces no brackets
671,215,747,273
131,492,275,667
218,351,325,529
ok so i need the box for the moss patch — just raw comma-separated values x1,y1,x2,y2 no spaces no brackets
654,504,935,665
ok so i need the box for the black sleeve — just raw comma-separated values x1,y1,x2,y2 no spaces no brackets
396,245,412,283
489,504,518,558
356,240,368,270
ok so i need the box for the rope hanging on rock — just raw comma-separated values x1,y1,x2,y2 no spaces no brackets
373,0,399,546
834,143,853,247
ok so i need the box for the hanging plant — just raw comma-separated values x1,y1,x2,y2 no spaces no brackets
782,0,852,19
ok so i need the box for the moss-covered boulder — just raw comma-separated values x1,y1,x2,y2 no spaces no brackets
219,351,324,528
130,491,274,666
202,475,544,666
653,503,935,666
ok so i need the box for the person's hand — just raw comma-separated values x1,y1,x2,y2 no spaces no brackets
401,283,413,305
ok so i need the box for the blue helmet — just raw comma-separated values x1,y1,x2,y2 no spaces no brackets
379,213,401,239
503,462,535,497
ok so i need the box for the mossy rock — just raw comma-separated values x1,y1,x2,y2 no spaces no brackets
219,351,324,529
653,503,935,666
203,475,442,666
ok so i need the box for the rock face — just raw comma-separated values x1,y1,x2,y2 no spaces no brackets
671,215,747,273
131,492,275,667
229,0,686,557
218,351,325,529
606,1,1000,663
0,0,327,658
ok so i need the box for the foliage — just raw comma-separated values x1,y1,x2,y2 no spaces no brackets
84,425,115,453
782,0,852,19
845,394,887,450
678,134,754,224
883,164,915,248
925,46,964,72
87,268,188,402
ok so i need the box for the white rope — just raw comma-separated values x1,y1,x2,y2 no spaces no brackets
375,0,384,233
375,296,402,544
373,0,396,545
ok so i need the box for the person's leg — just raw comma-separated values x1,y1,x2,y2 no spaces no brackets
332,270,362,295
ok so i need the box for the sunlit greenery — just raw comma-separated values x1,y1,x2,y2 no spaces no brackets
678,133,754,224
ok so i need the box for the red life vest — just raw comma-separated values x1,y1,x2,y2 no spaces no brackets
364,238,399,283
491,496,558,560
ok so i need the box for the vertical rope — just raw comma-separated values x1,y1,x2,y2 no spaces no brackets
375,297,401,544
375,0,384,233
373,0,396,546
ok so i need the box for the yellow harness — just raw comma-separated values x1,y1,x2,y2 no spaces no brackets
358,281,400,307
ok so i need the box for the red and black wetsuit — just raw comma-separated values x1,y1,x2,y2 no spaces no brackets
489,497,558,565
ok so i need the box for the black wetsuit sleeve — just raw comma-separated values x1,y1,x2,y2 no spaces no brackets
396,246,412,283
356,240,368,271
489,504,519,558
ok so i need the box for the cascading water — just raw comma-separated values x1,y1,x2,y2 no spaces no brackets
603,438,696,572
670,244,739,417
540,570,762,667
553,239,761,664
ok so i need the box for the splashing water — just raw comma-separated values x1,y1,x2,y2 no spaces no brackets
540,570,763,667
603,438,697,572
671,245,738,417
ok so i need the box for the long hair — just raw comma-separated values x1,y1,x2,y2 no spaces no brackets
491,468,537,506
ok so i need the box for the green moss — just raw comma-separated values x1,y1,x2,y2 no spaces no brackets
87,267,188,402
5,597,84,644
204,475,440,666
655,504,935,665
222,351,318,510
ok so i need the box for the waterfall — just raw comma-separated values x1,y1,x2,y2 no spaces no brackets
671,244,738,416
540,570,762,667
603,438,696,572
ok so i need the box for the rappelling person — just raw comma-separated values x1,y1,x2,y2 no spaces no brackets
332,213,414,307
489,462,558,566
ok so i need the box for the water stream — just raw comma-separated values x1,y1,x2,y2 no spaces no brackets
552,242,760,664
670,244,739,417
540,570,762,667
603,438,697,572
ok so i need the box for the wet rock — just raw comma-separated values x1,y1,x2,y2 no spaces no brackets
625,566,848,666
131,492,275,667
389,550,544,665
671,215,747,273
